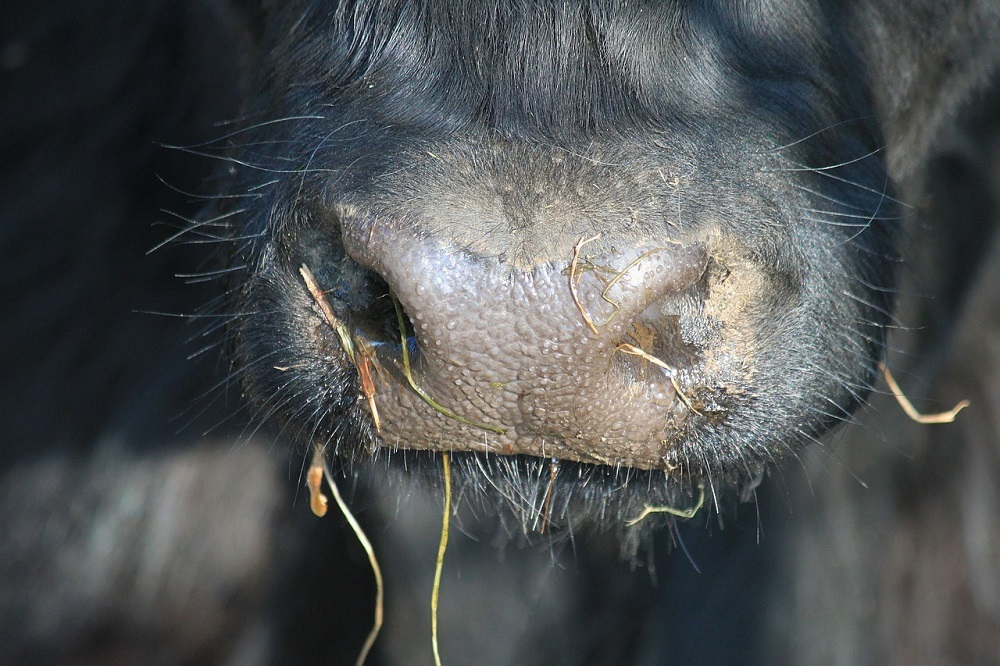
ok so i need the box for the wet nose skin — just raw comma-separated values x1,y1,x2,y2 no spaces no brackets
342,220,709,469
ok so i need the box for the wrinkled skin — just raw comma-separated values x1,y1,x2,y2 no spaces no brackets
228,1,899,529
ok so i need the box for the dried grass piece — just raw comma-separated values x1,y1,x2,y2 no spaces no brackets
432,452,452,666
569,234,603,335
301,264,384,429
569,239,685,333
880,362,970,424
617,343,702,415
596,245,678,326
316,449,384,666
355,339,382,431
306,462,329,518
300,264,356,363
626,483,706,526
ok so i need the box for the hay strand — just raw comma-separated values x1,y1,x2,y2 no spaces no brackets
431,452,452,666
311,449,384,666
881,362,969,424
626,483,706,526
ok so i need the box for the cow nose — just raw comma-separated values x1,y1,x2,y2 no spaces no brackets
340,220,709,466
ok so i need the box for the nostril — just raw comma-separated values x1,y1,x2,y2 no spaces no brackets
294,227,419,358
347,271,419,354
622,262,714,371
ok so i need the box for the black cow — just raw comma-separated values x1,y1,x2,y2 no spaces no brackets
3,1,1000,664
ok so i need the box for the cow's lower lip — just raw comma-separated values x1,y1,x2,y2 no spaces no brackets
357,392,715,471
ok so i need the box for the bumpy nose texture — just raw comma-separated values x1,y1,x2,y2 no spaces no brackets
343,221,708,468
